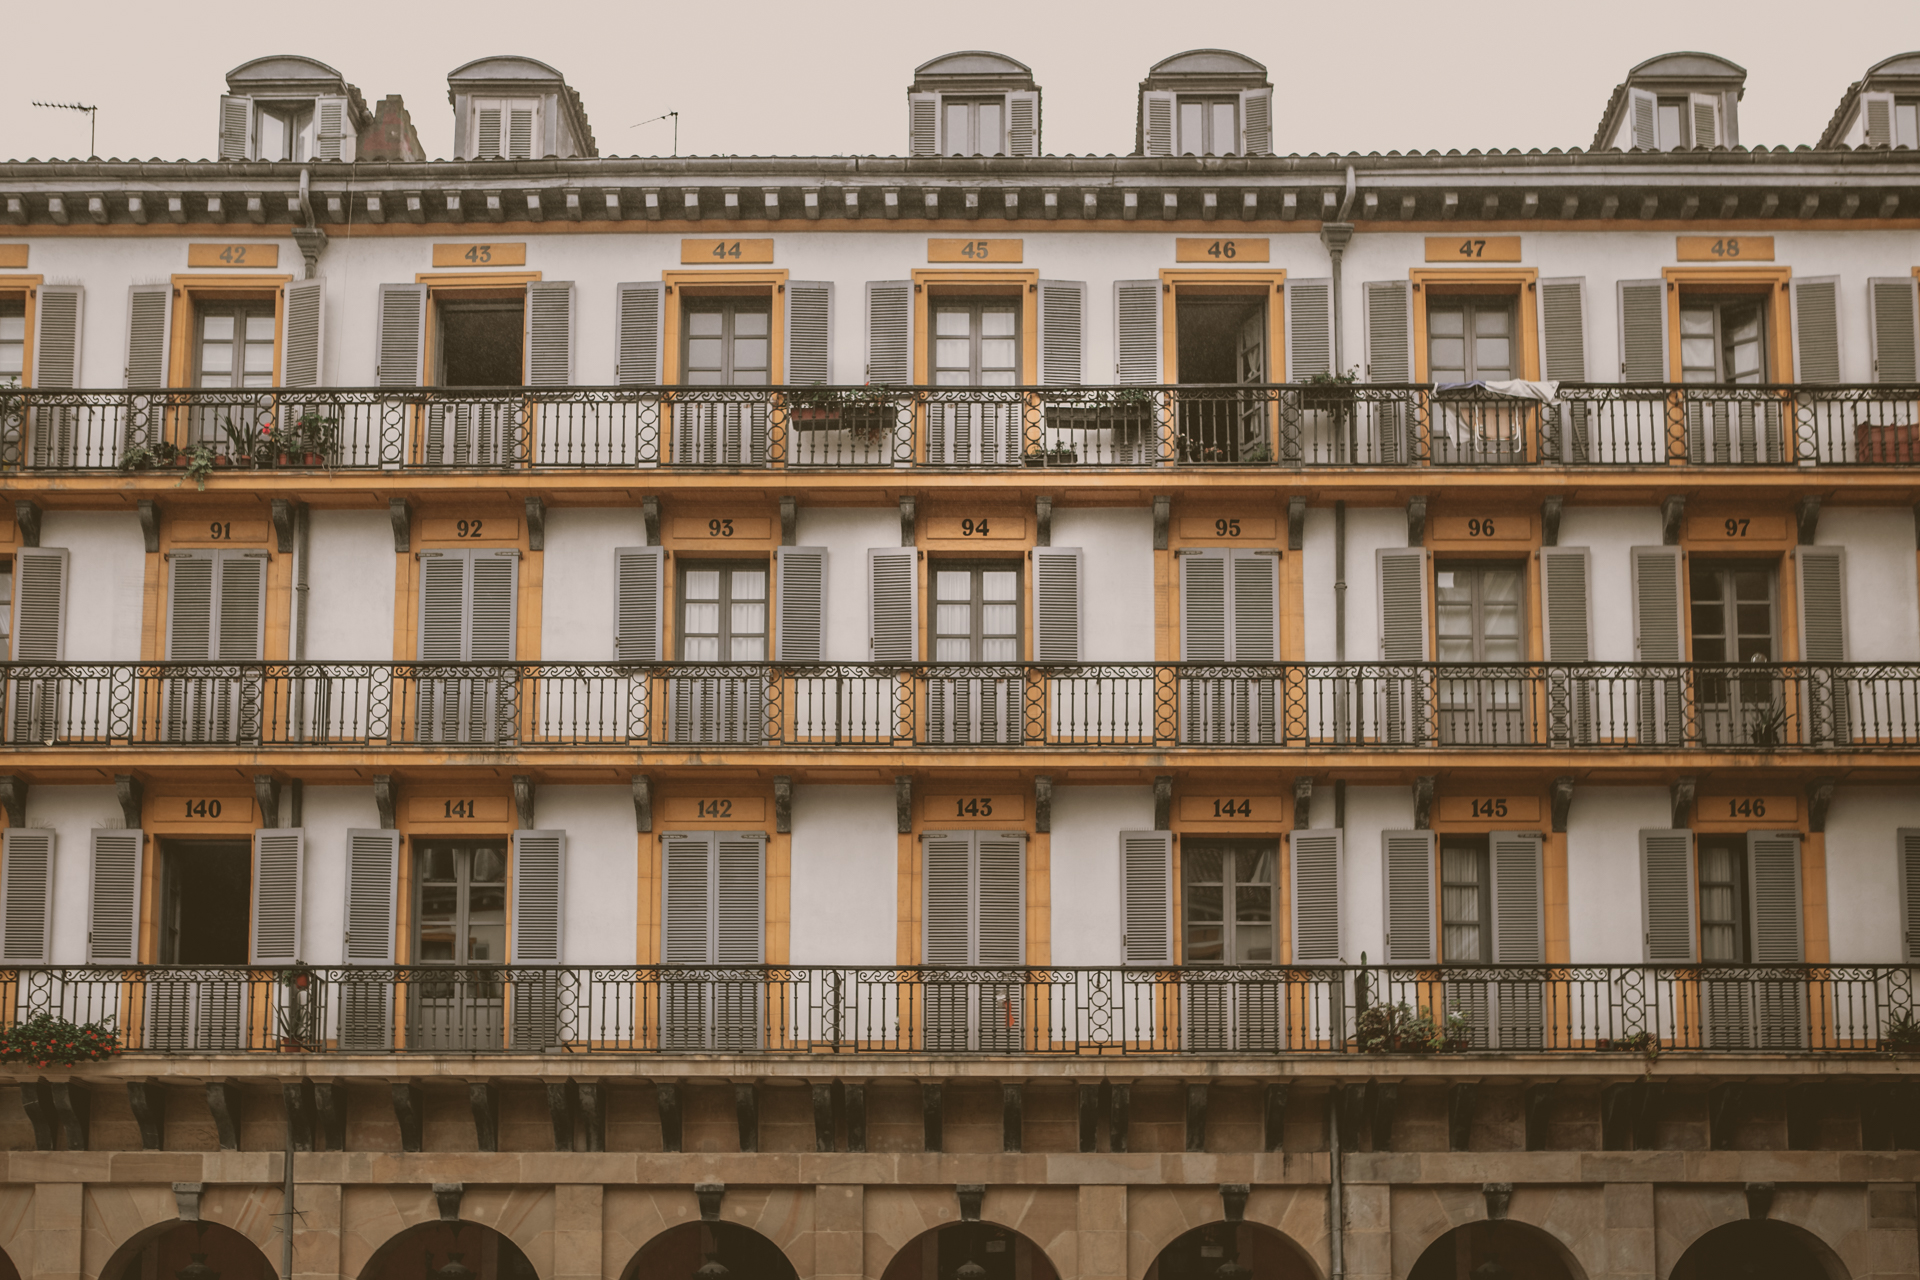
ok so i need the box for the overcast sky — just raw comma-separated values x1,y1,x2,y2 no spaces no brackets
0,0,1907,163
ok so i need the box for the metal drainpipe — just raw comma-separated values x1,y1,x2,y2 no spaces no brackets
291,504,310,740
1327,1088,1346,1280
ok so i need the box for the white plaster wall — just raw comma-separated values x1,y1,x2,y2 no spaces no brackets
1048,786,1155,966
1825,786,1920,964
1052,508,1153,661
1815,508,1920,662
1344,507,1412,660
294,786,384,966
1565,786,1670,964
304,510,395,660
1300,507,1337,661
1341,786,1416,965
536,785,639,964
19,785,124,964
1556,506,1665,662
793,507,899,661
540,508,647,661
37,511,143,661
789,785,897,965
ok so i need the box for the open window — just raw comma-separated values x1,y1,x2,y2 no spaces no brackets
1174,294,1267,462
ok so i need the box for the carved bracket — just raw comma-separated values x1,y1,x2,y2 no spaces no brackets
780,495,796,546
253,775,282,828
1186,1082,1209,1152
922,1081,944,1152
1154,776,1174,832
469,1082,499,1151
547,1082,579,1152
373,776,397,830
1413,776,1435,830
632,775,653,833
642,495,661,546
1034,776,1052,834
1807,777,1835,833
1406,495,1427,548
1002,1082,1023,1153
52,1080,89,1151
1448,1083,1477,1152
1152,495,1171,551
696,1182,725,1222
1035,495,1052,548
173,1182,204,1222
899,495,917,547
773,776,792,834
283,1080,315,1152
1293,777,1314,832
1796,496,1821,546
392,1082,424,1152
896,776,913,834
138,499,160,553
389,498,411,553
0,776,26,829
956,1184,984,1223
1263,1083,1287,1153
656,1083,683,1152
1661,495,1685,546
735,1084,759,1153
512,775,534,830
127,1080,166,1150
434,1183,464,1223
1541,495,1563,548
1482,1183,1513,1221
525,496,546,552
13,500,41,548
271,498,299,554
1551,777,1575,833
205,1081,242,1150
1288,496,1307,551
1524,1082,1555,1151
1370,1082,1397,1152
1745,1182,1775,1220
115,774,142,828
1219,1183,1249,1223
1670,776,1696,831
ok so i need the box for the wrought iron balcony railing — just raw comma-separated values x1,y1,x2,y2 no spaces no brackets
2,383,1915,472
1,962,1908,1057
3,660,1914,752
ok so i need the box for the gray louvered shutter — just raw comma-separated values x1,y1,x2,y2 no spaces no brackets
469,551,519,661
1238,88,1273,155
86,830,142,965
1748,832,1804,963
1618,280,1668,383
1541,546,1594,745
714,832,767,1050
1114,280,1162,384
1286,278,1332,381
1539,277,1587,379
1032,547,1083,664
249,828,304,965
31,285,83,465
977,833,1026,966
1489,830,1545,1048
868,547,919,662
125,283,172,388
662,833,714,962
1899,830,1920,963
476,106,503,159
1639,829,1697,963
785,281,833,386
1868,278,1919,383
509,828,566,1049
1862,93,1896,147
525,281,574,387
614,546,665,662
166,552,215,661
314,95,350,161
376,284,427,387
923,832,973,965
1627,88,1658,150
1007,91,1039,157
908,93,938,157
1791,277,1840,384
340,828,399,1050
1377,547,1431,661
1119,830,1172,965
1363,281,1410,381
1,829,56,964
508,107,534,160
615,282,665,385
282,278,324,389
1180,550,1227,661
1039,280,1086,386
9,547,69,743
1232,551,1279,661
1689,94,1720,148
1632,546,1685,745
219,95,253,160
1142,92,1175,156
775,546,827,662
865,281,912,385
1795,546,1848,662
217,552,267,660
1382,830,1437,965
1290,829,1342,965
417,550,468,661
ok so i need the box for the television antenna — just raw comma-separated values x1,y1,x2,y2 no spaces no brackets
631,111,679,157
32,100,98,159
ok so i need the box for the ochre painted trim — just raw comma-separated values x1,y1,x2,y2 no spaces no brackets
1155,267,1289,385
910,267,1040,387
140,507,291,664
166,273,294,391
0,276,44,388
1660,264,1794,384
660,268,790,386
1408,267,1540,382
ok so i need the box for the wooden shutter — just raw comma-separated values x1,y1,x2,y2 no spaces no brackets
1363,281,1410,381
342,829,400,962
508,107,535,160
975,833,1027,967
1618,280,1669,382
661,833,714,963
922,832,974,964
468,551,519,663
1538,278,1587,380
1861,92,1896,147
1490,832,1545,964
1286,278,1332,380
10,546,68,661
249,828,305,966
867,547,918,662
1747,831,1805,963
509,830,566,962
1899,830,1920,962
1290,829,1343,965
775,546,827,662
614,546,665,662
1688,93,1721,147
1377,547,1431,661
1790,276,1841,384
1239,88,1273,156
1032,547,1083,664
1007,92,1039,157
218,95,253,160
1638,829,1697,963
615,282,665,384
375,283,427,387
1142,92,1175,156
1627,88,1659,149
217,552,267,660
525,281,574,387
784,281,833,386
1794,546,1848,662
715,833,766,965
314,95,350,161
908,93,939,156
1541,547,1593,662
166,553,216,661
416,550,468,661
1631,547,1685,661
1119,830,1172,965
865,281,912,384
1231,551,1280,663
1114,280,1162,384
282,278,324,389
1382,830,1437,965
475,105,503,158
86,829,142,965
1180,550,1228,661
1868,278,1919,383
1039,280,1086,386
0,829,56,964
125,283,172,388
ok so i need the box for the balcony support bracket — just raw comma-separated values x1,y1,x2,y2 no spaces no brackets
812,1083,835,1152
0,776,27,829
1709,1081,1740,1150
1746,1182,1775,1220
115,775,142,828
1406,495,1427,548
13,500,41,548
390,498,411,554
314,1082,346,1152
577,1083,606,1152
127,1080,166,1151
1795,496,1820,546
20,1078,55,1150
1108,1083,1132,1153
1524,1082,1555,1151
1541,496,1562,548
696,1183,725,1222
1154,777,1173,832
272,498,299,554
374,776,397,831
1662,496,1685,546
896,777,913,835
922,1082,943,1152
254,775,282,828
1078,1084,1098,1153
1263,1083,1288,1152
1153,496,1170,551
957,1185,984,1223
1807,778,1835,833
525,497,546,552
1551,778,1575,834
207,1081,243,1151
1413,777,1435,831
391,1082,424,1153
632,775,653,833
642,496,661,546
1003,1083,1023,1153
899,496,916,547
282,1080,315,1152
735,1083,759,1153
1448,1084,1476,1151
1220,1184,1249,1223
1293,778,1313,832
1034,777,1052,834
780,496,796,547
1670,777,1696,831
657,1083,684,1152
845,1082,867,1152
1483,1183,1513,1221
52,1080,90,1151
774,777,792,833
1035,495,1052,548
1288,497,1306,551
546,1080,578,1152
1370,1083,1397,1152
513,776,534,830
139,500,160,553
173,1183,204,1223
434,1183,463,1223
1186,1083,1208,1152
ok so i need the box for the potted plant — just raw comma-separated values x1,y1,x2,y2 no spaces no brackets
1855,417,1918,464
1744,698,1789,749
0,1010,121,1067
119,438,180,472
291,410,338,465
1356,1000,1472,1054
1882,1010,1920,1055
1300,367,1361,413
1022,445,1078,467
183,444,218,490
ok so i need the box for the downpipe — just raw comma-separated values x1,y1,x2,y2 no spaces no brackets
1328,1086,1347,1280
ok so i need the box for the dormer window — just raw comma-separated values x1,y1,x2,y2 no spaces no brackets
219,57,358,161
941,97,1006,157
1135,51,1273,157
907,52,1040,157
1177,96,1239,156
256,104,314,162
472,97,539,159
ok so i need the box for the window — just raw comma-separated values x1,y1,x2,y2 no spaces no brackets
933,563,1020,662
255,103,313,162
1697,837,1748,963
0,298,23,383
412,840,509,1050
1182,840,1276,964
1679,298,1767,384
678,561,768,661
1691,561,1779,746
683,301,770,386
0,560,10,656
932,302,1020,386
1898,100,1920,149
472,98,538,159
1440,838,1490,963
1427,298,1514,383
1173,297,1267,461
1178,96,1239,156
196,303,275,389
1435,561,1525,744
438,300,524,386
159,840,251,964
1656,98,1687,150
942,96,1005,156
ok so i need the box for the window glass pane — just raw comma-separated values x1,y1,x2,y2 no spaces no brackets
732,338,768,368
935,339,971,369
936,571,973,601
733,311,768,337
977,102,1002,155
1428,309,1464,338
1178,102,1203,155
471,846,506,882
1897,102,1920,149
258,111,288,161
731,602,766,636
245,314,276,341
201,344,232,374
1658,102,1683,149
936,604,972,636
981,605,1016,635
243,343,274,374
944,102,970,156
202,314,235,341
981,571,1017,602
685,570,720,600
980,339,1017,369
1210,101,1236,155
687,338,723,369
684,602,719,634
687,312,723,337
935,309,971,337
981,309,1015,338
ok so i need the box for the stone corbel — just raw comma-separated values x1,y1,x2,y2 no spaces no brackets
1413,776,1435,830
1807,777,1835,833
1482,1183,1513,1221
390,498,411,553
0,776,26,829
434,1183,463,1222
1745,1182,1775,1220
391,1083,423,1152
1551,777,1575,833
1670,776,1696,831
1219,1184,1249,1223
292,226,328,279
1035,495,1052,548
632,775,653,833
1293,777,1313,831
1795,496,1821,546
735,1084,759,1153
205,1081,242,1150
173,1182,204,1222
253,775,282,828
1034,776,1052,834
512,775,534,830
1406,495,1427,547
696,1183,725,1222
1154,776,1174,832
895,776,913,834
525,497,546,552
642,495,661,546
899,495,916,547
1152,496,1171,551
13,500,41,548
1541,495,1563,548
1661,495,1685,546
138,499,160,553
780,496,796,547
1288,496,1306,551
127,1080,166,1150
373,776,396,830
115,775,142,828
774,776,792,834
956,1184,983,1223
271,498,299,554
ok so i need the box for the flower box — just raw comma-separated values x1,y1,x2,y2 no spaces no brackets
1856,421,1918,464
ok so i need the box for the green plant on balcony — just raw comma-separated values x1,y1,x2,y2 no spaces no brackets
1745,697,1790,749
284,410,339,464
1023,444,1078,467
1596,1029,1662,1070
120,437,181,472
217,414,278,467
1300,367,1361,413
1356,1000,1471,1054
1882,1010,1920,1055
787,385,896,444
183,444,218,490
0,1010,121,1068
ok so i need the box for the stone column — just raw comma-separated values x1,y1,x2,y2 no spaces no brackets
814,1185,863,1280
31,1184,82,1280
1076,1186,1126,1280
1340,1182,1392,1280
1866,1183,1920,1280
554,1185,603,1280
292,1182,344,1280
1602,1182,1655,1280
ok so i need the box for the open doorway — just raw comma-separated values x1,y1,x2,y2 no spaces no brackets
429,299,525,465
160,840,250,963
1175,296,1267,462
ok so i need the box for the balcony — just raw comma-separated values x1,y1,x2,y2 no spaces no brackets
3,660,1915,754
3,962,1910,1057
2,383,1915,473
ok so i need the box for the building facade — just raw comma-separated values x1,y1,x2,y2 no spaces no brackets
0,44,1919,1280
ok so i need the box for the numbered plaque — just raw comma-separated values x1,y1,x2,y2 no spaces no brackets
681,239,775,264
189,243,280,269
670,515,773,541
432,243,527,268
1701,795,1797,823
1178,516,1277,541
420,516,520,542
1432,514,1533,544
662,797,767,821
928,239,1023,263
928,794,1025,821
409,796,512,823
1175,238,1270,263
150,787,257,831
1177,795,1285,823
174,518,271,545
0,245,27,268
1425,236,1522,263
1685,514,1788,543
927,514,1026,541
1676,235,1774,263
1436,795,1542,823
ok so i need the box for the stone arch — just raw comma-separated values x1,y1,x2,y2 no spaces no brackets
1669,1219,1848,1280
356,1220,539,1280
1391,1186,1601,1280
98,1220,277,1280
600,1187,813,1280
85,1186,283,1280
0,1240,22,1280
1128,1188,1329,1280
341,1188,553,1280
1408,1220,1587,1280
863,1188,1076,1280
879,1223,1063,1280
618,1222,801,1280
1143,1222,1322,1280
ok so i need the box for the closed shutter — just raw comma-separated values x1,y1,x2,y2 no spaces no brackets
775,546,827,662
1180,550,1228,661
165,550,266,657
9,547,69,743
525,281,574,387
1541,546,1594,745
249,828,305,966
218,95,253,160
340,828,399,1050
314,96,350,161
865,281,912,384
1638,829,1697,963
1618,280,1669,383
1868,278,1919,383
1489,830,1545,1048
661,834,713,963
475,105,503,159
416,551,468,662
1747,832,1804,963
1632,546,1686,745
416,550,518,663
1038,280,1086,386
1377,547,1431,661
976,833,1026,967
614,546,665,662
1239,88,1274,156
784,281,833,386
125,283,172,388
1232,551,1279,662
1627,88,1659,149
469,551,518,662
375,284,427,387
1032,547,1083,664
1119,830,1172,965
1363,281,1410,381
922,832,973,965
1142,92,1175,156
1114,280,1162,384
1794,546,1848,662
85,829,142,965
1290,829,1343,965
1899,829,1920,962
31,285,83,467
509,828,566,1048
1538,277,1587,379
1007,91,1039,157
615,282,665,385
1286,278,1332,381
1688,94,1721,148
1791,277,1841,384
218,553,267,659
715,833,766,964
0,829,57,964
1861,93,1896,147
282,278,324,389
867,547,919,662
508,107,534,160
908,93,938,157
1382,830,1437,965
